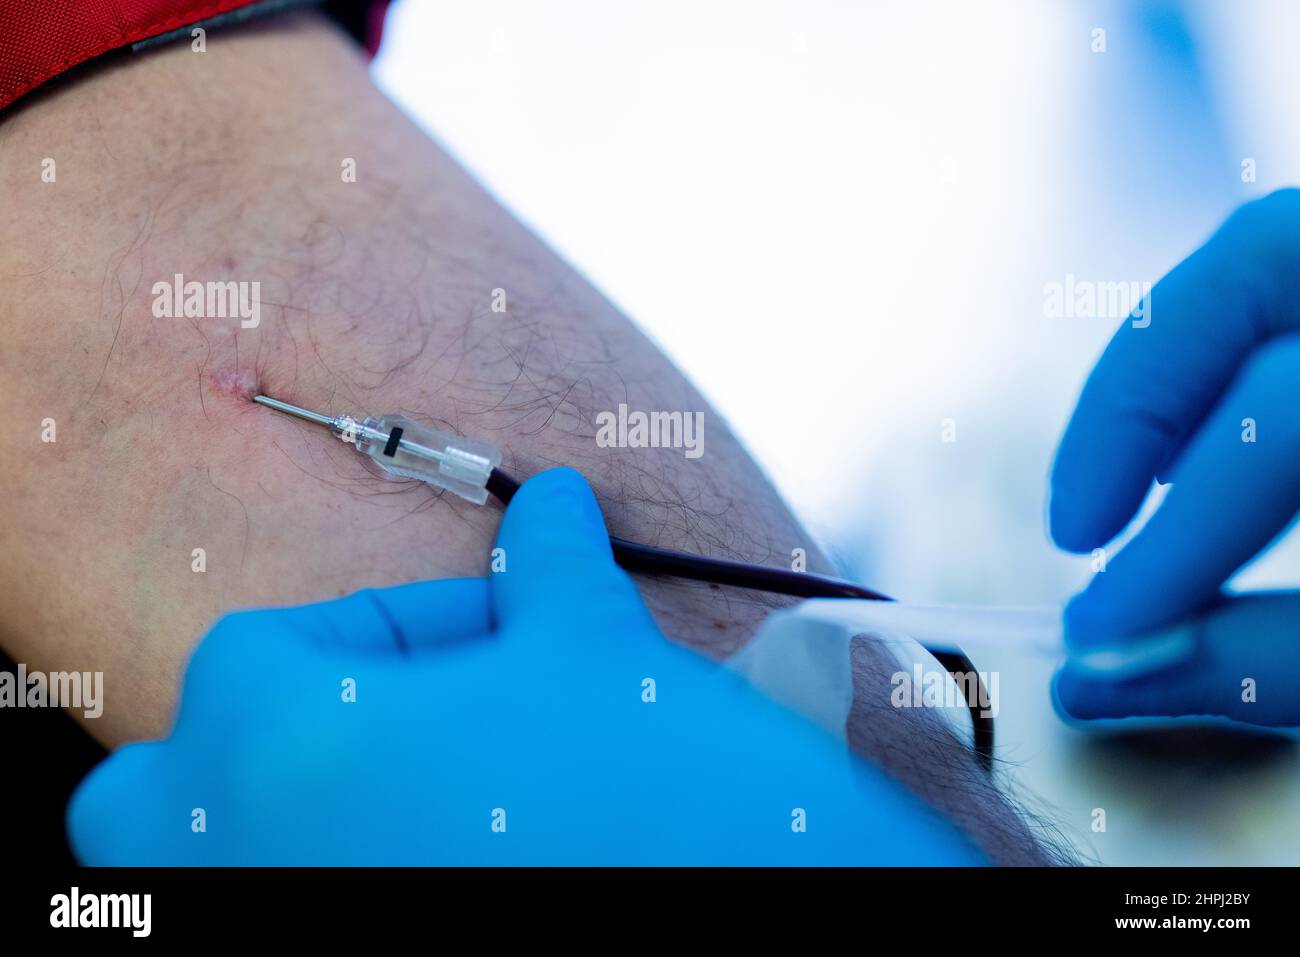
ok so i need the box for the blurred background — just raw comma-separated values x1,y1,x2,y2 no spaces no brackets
372,0,1300,864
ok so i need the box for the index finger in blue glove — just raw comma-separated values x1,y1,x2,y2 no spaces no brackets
490,467,658,638
1065,333,1300,642
1050,189,1300,553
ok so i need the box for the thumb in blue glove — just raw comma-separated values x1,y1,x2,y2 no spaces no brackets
69,467,984,864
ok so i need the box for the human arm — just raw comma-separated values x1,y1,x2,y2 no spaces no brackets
0,9,1051,863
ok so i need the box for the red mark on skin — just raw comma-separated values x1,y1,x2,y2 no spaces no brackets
209,368,258,401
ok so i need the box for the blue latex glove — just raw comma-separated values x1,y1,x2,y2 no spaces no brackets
1050,189,1300,728
69,467,983,864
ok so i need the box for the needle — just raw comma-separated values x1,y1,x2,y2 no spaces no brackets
252,394,337,430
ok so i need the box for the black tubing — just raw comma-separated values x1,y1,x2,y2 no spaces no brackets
487,467,993,766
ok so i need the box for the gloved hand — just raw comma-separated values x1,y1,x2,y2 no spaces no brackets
69,467,982,864
1050,189,1300,728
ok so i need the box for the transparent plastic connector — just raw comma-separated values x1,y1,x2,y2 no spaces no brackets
350,415,501,505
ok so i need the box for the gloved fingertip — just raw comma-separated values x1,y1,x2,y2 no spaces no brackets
1047,487,1091,554
520,466,600,511
1049,476,1124,555
506,467,610,550
66,743,160,864
1051,667,1099,723
491,466,653,635
1061,589,1108,652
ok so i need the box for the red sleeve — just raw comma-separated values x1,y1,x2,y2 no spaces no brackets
0,0,386,114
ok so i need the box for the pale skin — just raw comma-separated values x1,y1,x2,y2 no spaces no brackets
0,11,1057,864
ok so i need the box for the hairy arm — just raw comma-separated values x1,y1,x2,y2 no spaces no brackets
0,10,1052,863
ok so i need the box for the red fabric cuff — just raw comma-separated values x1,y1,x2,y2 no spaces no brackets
0,0,386,113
